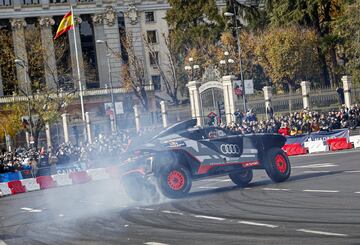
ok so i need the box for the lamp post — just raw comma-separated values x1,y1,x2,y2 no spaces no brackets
184,57,200,81
224,4,247,113
219,51,235,75
96,39,117,132
15,58,34,145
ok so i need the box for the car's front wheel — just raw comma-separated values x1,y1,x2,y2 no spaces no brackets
229,169,253,187
263,148,291,183
122,173,159,203
157,165,192,199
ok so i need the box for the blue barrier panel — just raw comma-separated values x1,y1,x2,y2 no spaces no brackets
0,171,23,183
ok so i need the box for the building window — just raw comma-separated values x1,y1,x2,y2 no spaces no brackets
149,52,159,66
147,30,157,44
145,11,155,22
152,75,161,91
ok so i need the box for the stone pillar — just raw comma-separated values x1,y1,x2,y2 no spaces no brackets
301,81,311,110
39,17,57,89
160,101,168,128
92,14,108,88
187,81,202,126
68,16,85,89
25,131,30,148
103,6,122,87
263,86,273,120
133,105,141,134
62,113,69,143
222,75,236,126
0,66,3,96
45,122,52,150
342,76,352,109
85,112,92,144
11,18,30,94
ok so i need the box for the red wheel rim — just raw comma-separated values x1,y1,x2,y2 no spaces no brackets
167,170,185,190
275,154,287,173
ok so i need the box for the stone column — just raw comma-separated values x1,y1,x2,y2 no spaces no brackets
92,14,108,88
62,113,69,143
45,122,52,150
85,112,92,144
11,18,30,94
0,66,3,96
263,86,273,119
342,76,352,109
39,17,57,89
301,81,311,110
222,75,236,126
160,101,168,128
103,6,122,87
187,81,202,126
133,105,141,134
68,16,85,89
25,131,30,148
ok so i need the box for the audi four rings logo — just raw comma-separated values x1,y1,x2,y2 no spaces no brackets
220,144,240,154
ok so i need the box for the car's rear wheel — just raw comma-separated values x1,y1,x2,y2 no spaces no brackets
157,165,192,199
263,148,291,183
122,173,159,202
229,169,253,187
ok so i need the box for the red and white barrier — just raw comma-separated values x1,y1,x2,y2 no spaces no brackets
0,183,12,196
350,135,360,148
21,178,40,192
326,138,353,151
304,140,329,154
52,174,73,186
282,143,308,156
87,168,110,181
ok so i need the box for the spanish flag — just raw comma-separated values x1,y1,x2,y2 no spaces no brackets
54,11,74,40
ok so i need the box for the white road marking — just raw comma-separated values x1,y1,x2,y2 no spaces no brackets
345,170,360,173
59,214,64,217
21,207,42,213
303,170,331,173
262,188,290,191
21,207,32,211
303,189,339,193
136,207,154,211
238,221,278,228
296,229,348,237
194,215,226,221
0,240,7,245
244,187,252,190
221,179,232,182
293,163,337,169
144,242,170,245
198,179,222,182
355,192,360,194
198,186,218,189
161,210,184,215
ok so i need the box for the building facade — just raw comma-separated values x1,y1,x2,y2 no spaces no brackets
0,0,176,97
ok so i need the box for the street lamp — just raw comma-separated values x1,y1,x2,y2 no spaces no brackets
184,57,201,81
224,3,247,113
15,58,34,146
96,39,117,132
219,51,235,75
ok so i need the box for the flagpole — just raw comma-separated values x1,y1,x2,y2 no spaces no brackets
70,5,85,123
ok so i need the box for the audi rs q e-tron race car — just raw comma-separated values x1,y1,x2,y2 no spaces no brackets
120,119,291,201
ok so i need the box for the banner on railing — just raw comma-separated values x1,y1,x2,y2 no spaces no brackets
56,162,86,175
285,129,349,145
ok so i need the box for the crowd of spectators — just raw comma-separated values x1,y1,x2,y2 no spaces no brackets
223,105,360,136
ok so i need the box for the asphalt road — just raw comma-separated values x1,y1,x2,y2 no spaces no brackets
1,149,360,245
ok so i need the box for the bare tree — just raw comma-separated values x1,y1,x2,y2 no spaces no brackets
144,33,188,105
121,32,150,110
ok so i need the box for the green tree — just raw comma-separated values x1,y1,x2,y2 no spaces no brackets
165,0,225,54
334,0,360,84
254,26,320,110
267,0,345,87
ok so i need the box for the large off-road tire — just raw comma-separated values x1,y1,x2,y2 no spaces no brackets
122,173,159,202
157,165,192,199
263,148,291,183
229,169,253,187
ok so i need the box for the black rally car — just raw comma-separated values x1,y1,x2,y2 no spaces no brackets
120,119,291,201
